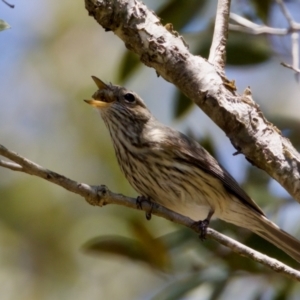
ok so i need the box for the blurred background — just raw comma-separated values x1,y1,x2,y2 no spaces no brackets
1,0,300,299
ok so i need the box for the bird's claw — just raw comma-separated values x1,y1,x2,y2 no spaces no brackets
136,196,153,220
192,218,210,241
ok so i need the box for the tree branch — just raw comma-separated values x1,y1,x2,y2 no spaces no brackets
208,0,231,74
276,0,298,29
276,0,300,78
229,9,300,36
230,1,300,77
1,0,14,8
1,143,300,280
281,62,300,74
229,13,290,35
0,159,23,171
84,0,300,203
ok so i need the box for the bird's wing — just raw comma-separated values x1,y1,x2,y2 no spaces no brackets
164,129,265,216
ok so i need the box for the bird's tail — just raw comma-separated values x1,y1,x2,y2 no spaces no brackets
245,212,300,263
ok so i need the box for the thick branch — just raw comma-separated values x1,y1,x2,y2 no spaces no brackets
1,143,300,280
84,0,300,202
208,0,231,73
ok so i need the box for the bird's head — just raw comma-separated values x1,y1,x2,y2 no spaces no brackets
84,76,152,127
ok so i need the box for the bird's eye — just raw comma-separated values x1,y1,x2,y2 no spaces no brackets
124,93,135,103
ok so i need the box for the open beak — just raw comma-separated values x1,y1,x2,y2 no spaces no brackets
91,76,108,90
84,76,111,108
84,99,110,108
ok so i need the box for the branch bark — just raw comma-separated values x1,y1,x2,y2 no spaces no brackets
84,0,300,203
208,0,231,74
1,143,300,281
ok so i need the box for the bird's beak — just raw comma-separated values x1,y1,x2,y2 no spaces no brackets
84,76,111,107
91,76,107,90
84,99,111,108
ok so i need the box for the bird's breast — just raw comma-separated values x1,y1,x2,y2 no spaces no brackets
109,128,229,221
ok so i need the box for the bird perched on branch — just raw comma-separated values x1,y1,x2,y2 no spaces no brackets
85,76,300,263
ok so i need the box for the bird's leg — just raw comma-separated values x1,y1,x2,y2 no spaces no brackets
136,195,154,220
192,210,214,241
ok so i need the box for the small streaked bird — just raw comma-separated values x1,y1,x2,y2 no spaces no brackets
85,76,300,263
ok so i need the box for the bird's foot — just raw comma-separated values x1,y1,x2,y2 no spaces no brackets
193,219,210,241
192,210,214,241
136,196,154,220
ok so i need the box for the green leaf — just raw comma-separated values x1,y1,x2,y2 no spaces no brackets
192,26,214,59
0,20,11,31
193,26,272,65
151,273,206,300
157,228,195,250
173,90,193,119
82,235,157,265
269,116,300,150
157,0,207,30
152,271,228,300
226,32,272,65
117,51,141,82
83,235,143,259
197,135,216,157
129,218,171,269
250,0,272,22
82,232,170,270
273,280,294,300
209,277,230,300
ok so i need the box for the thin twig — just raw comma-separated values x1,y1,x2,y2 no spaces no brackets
1,143,300,281
276,0,296,28
280,62,300,74
2,0,14,8
208,229,300,280
230,10,300,35
291,32,299,80
209,0,231,74
276,0,300,77
229,13,288,35
0,159,23,171
230,2,300,76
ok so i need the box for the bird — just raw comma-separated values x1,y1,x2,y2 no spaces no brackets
84,76,300,263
